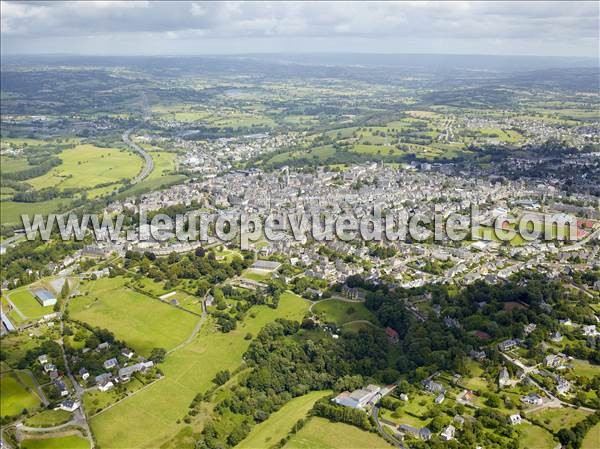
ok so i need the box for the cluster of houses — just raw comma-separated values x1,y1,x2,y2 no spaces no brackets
78,344,154,392
38,354,68,398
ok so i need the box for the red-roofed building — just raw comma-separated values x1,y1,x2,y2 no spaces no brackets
385,327,399,344
474,330,491,341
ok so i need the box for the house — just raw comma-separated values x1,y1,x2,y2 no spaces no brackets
521,394,543,405
423,380,446,394
103,358,118,370
385,327,399,344
582,325,599,337
498,339,518,352
440,424,456,441
32,289,57,307
332,385,381,410
121,348,135,359
59,399,80,412
55,380,68,397
44,363,56,373
550,331,563,343
398,424,432,441
435,393,445,404
556,378,571,395
524,323,537,335
469,350,486,361
38,354,49,365
79,368,89,380
95,373,112,385
460,390,476,403
499,367,511,388
559,319,573,326
454,415,465,426
97,342,110,351
545,354,564,369
98,379,114,392
509,414,522,425
399,393,409,401
342,285,359,299
118,361,154,382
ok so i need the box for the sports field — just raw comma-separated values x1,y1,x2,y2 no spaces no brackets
0,372,42,416
68,277,198,355
7,289,55,320
283,417,393,449
236,391,329,449
89,291,309,449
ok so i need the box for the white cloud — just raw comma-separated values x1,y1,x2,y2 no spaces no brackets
1,1,597,56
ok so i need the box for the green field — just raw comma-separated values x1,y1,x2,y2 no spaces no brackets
89,291,309,449
582,422,600,449
117,174,187,198
0,372,42,417
6,289,55,319
26,144,142,190
530,407,591,433
312,299,376,325
241,270,271,282
69,277,198,355
517,423,556,449
236,391,329,449
21,435,89,449
25,409,72,427
283,417,392,449
572,359,600,378
0,198,69,226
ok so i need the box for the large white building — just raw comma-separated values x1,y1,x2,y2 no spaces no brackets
332,385,381,410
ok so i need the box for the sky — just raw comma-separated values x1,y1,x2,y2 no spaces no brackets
1,1,598,57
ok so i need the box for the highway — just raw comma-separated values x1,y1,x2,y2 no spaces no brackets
122,127,154,184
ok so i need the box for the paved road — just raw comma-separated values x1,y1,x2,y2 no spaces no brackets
59,292,95,448
122,128,154,184
501,352,597,413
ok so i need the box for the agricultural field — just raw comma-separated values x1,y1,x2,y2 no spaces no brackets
571,359,600,378
282,417,393,449
0,371,42,417
530,407,591,433
68,276,198,355
0,198,69,226
517,423,556,449
581,422,600,449
236,391,330,449
21,435,89,449
89,291,309,449
312,299,376,325
26,144,142,191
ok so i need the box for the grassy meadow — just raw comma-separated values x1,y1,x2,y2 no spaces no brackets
68,277,198,356
282,417,392,449
89,291,309,449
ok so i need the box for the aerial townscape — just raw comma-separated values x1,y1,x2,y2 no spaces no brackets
0,2,599,449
